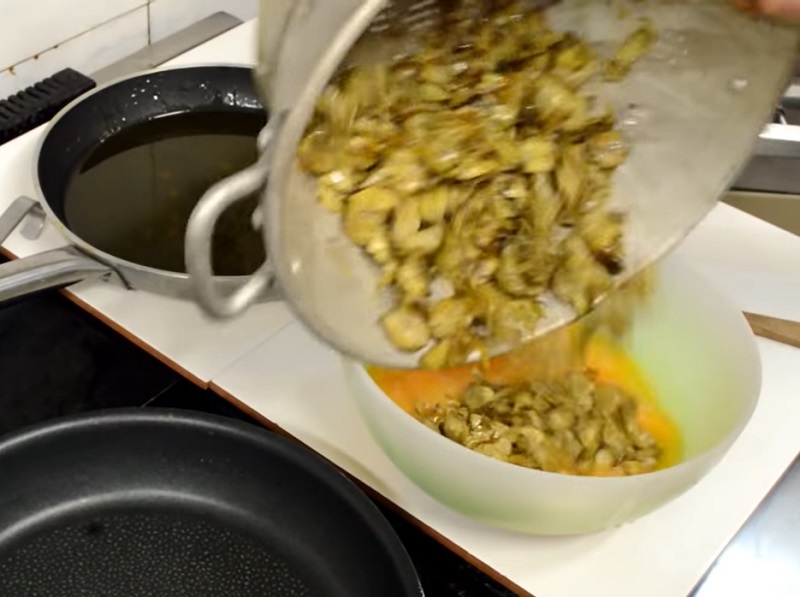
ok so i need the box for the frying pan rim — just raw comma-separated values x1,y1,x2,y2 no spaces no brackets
0,407,423,595
30,63,267,282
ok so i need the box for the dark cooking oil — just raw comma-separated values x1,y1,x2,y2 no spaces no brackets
64,110,267,275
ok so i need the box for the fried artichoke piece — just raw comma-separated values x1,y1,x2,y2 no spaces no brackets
298,130,340,176
418,187,450,224
428,297,478,340
533,74,586,130
395,257,430,304
314,86,358,135
577,418,602,453
441,408,470,443
381,306,431,352
317,179,346,213
392,199,422,246
520,136,558,174
298,2,659,367
551,236,613,314
475,283,543,346
604,20,658,82
420,331,483,369
418,339,453,370
343,187,400,247
454,156,503,181
364,149,430,195
529,172,562,234
588,130,629,170
497,235,559,299
578,210,626,274
462,384,496,411
319,169,363,195
495,299,542,344
399,225,445,256
365,231,393,266
556,144,588,214
415,370,663,476
552,36,600,88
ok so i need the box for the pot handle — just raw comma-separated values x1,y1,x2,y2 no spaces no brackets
0,247,114,301
185,120,280,319
0,196,114,301
0,196,44,242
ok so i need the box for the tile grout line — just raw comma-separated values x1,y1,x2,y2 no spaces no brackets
207,317,300,388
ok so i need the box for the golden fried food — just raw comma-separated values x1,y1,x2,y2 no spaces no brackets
298,2,657,367
416,371,662,477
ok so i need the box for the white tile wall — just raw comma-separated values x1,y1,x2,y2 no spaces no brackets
0,0,257,99
0,0,146,70
0,7,149,98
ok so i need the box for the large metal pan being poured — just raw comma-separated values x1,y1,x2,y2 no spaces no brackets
185,0,800,369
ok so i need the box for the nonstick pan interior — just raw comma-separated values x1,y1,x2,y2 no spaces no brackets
0,409,421,597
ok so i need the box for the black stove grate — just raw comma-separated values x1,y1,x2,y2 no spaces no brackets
0,68,95,146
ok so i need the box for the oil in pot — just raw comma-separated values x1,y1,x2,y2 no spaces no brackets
64,110,267,276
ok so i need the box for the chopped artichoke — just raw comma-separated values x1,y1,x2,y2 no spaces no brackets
298,2,657,367
415,371,662,477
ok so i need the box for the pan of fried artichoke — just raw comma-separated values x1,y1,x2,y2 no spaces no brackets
184,0,798,369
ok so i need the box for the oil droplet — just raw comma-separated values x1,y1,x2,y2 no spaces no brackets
729,77,749,93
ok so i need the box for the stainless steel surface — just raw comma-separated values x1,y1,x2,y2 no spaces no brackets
691,74,800,597
0,196,40,243
90,12,243,85
187,0,385,321
0,66,287,304
734,78,800,194
0,27,280,301
0,197,115,300
0,20,288,304
693,456,800,596
187,0,799,369
19,201,45,241
724,191,800,236
0,247,115,300
184,122,283,317
735,124,800,194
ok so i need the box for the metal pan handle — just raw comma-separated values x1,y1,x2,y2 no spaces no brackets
185,119,280,319
0,196,113,301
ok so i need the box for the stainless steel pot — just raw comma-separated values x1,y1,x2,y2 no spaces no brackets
0,65,282,304
185,0,799,368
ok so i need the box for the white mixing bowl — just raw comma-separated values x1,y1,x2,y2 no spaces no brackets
343,256,762,535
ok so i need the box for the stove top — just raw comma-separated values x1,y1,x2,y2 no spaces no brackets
4,253,799,597
0,255,517,597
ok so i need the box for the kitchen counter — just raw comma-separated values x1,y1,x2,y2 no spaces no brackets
1,18,799,597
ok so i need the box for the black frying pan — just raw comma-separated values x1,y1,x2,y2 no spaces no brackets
0,65,281,304
0,409,422,596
